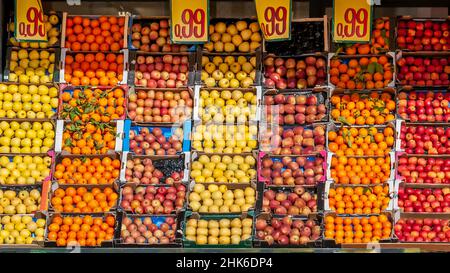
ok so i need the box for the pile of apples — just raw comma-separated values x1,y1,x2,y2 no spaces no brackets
129,127,183,156
0,120,54,154
201,55,256,88
397,19,449,51
400,125,450,154
0,215,46,245
264,93,327,125
259,156,324,186
131,19,189,53
397,56,450,86
260,125,326,155
397,91,450,122
0,188,41,214
135,55,190,88
121,215,177,245
397,156,450,184
8,49,55,84
125,157,184,185
204,20,261,53
120,184,186,214
191,123,258,153
262,186,318,216
128,89,192,123
198,89,258,123
0,83,58,120
0,155,52,185
188,183,256,213
9,12,60,49
394,218,450,242
398,187,450,213
255,216,321,246
264,56,327,90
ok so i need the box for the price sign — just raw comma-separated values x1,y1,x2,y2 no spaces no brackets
170,0,209,44
255,0,292,41
14,0,47,42
333,0,373,43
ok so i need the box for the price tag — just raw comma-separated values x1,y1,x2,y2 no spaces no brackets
170,0,209,44
333,0,373,43
14,0,47,42
255,0,292,41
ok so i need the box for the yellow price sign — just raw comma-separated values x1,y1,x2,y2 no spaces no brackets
170,0,209,44
255,0,292,41
333,0,373,43
14,0,47,42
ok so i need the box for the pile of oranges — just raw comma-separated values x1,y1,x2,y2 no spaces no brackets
65,16,125,51
60,87,126,122
324,214,392,244
338,18,390,55
50,186,118,213
330,92,396,125
328,185,391,214
328,126,395,156
53,157,121,185
47,214,116,247
64,52,124,86
329,55,393,90
330,155,392,185
62,121,116,155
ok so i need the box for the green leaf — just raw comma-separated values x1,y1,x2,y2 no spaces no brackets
64,138,73,147
367,62,376,74
375,63,384,73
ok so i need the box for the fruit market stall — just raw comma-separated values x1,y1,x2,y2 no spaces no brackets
0,0,449,253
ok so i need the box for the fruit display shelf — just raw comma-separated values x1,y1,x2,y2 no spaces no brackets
258,184,323,218
60,13,130,51
395,121,450,156
0,153,54,186
397,87,450,123
59,48,129,86
120,152,189,186
193,86,262,123
259,123,327,156
0,183,47,213
0,212,47,247
0,119,56,155
395,16,450,53
322,212,395,247
203,18,262,54
397,183,450,214
57,84,128,121
44,212,118,247
7,11,62,49
328,52,396,90
128,16,195,53
122,120,191,156
3,47,61,85
0,82,60,120
186,180,261,214
264,16,329,56
263,53,328,91
47,181,120,214
329,88,396,126
130,51,196,89
54,119,124,155
395,51,450,88
115,211,184,247
127,86,193,124
119,182,187,215
181,211,254,248
197,49,263,88
262,89,328,125
395,153,450,186
332,17,394,55
323,181,396,214
253,212,323,248
258,153,326,187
